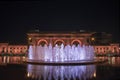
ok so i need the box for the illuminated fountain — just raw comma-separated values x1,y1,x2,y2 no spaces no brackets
28,43,94,62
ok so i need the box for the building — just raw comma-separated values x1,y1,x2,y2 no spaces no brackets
0,43,27,54
27,30,95,46
0,30,119,55
94,43,120,55
90,32,112,45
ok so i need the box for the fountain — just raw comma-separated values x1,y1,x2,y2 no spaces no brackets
27,43,96,64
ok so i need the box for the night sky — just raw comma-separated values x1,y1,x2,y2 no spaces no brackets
0,0,119,44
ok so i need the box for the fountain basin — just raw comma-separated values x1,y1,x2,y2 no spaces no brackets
25,59,108,65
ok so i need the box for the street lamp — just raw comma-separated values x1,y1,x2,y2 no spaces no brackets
91,37,95,45
91,37,95,41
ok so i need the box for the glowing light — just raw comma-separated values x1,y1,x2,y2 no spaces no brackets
22,56,26,61
112,57,115,64
93,72,96,77
28,37,32,41
91,37,95,41
28,43,94,61
27,72,30,77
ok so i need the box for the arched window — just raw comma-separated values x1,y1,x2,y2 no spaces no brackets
37,39,48,46
54,39,65,46
71,39,82,46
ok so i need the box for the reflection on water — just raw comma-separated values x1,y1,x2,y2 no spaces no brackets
97,57,120,65
0,56,25,64
0,56,120,80
26,64,96,80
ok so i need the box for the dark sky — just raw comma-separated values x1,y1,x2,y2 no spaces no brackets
0,0,119,44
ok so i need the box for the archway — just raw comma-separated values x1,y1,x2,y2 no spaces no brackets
71,39,82,46
37,39,48,46
54,39,65,46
